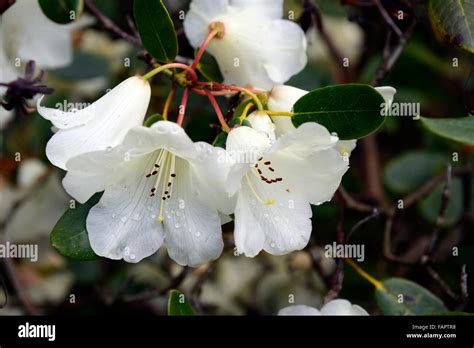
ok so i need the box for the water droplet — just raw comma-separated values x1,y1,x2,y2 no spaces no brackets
130,254,136,260
151,214,157,219
111,213,117,218
195,231,201,237
175,223,181,228
270,242,276,248
132,213,141,221
120,216,128,223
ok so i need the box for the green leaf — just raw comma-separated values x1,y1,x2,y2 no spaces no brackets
38,0,83,24
420,116,474,145
429,0,474,53
419,178,463,227
292,84,386,140
144,113,163,127
384,151,448,195
50,193,102,261
376,278,448,315
196,50,223,83
133,0,178,62
49,52,109,80
167,290,196,316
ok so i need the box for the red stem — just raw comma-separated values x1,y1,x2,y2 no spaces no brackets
205,91,230,132
191,29,219,71
177,87,190,126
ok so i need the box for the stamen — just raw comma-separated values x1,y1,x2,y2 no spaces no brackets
245,174,274,205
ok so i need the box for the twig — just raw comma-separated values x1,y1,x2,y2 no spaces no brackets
84,0,141,46
302,0,351,83
426,265,458,301
371,18,416,86
346,208,380,242
427,165,452,255
338,186,376,213
122,267,190,303
373,0,403,38
324,192,345,303
460,265,469,305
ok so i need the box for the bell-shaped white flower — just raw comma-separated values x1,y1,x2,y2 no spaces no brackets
278,299,369,316
225,112,349,257
183,0,307,89
37,76,151,170
0,0,91,70
62,121,231,266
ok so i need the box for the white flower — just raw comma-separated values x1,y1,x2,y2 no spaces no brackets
278,299,369,315
37,76,151,170
267,84,397,138
183,0,307,89
0,0,89,70
225,112,349,257
0,0,91,129
62,121,231,266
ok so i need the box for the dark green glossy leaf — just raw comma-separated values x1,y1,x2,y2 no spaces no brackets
38,0,83,24
292,84,386,140
420,116,474,145
168,290,196,316
133,0,178,62
376,278,448,315
419,178,463,227
384,151,448,194
50,193,102,261
429,0,474,53
144,113,163,127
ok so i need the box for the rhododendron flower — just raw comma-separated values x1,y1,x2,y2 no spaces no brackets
62,121,230,266
279,299,369,315
37,76,151,170
225,112,349,257
183,0,307,89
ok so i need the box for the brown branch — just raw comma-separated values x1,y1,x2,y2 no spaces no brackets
426,265,458,301
324,192,345,303
460,264,469,305
427,165,452,256
84,0,141,46
302,0,351,83
338,186,376,213
122,266,190,303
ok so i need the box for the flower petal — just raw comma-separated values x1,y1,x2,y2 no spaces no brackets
183,0,229,48
86,153,165,263
278,305,321,316
206,18,307,89
163,157,224,267
2,0,88,69
320,299,369,315
234,173,312,256
43,77,150,169
229,0,283,19
268,147,348,205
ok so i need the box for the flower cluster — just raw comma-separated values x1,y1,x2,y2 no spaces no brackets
37,0,395,267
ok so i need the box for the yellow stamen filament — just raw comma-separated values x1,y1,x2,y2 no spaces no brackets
245,174,274,205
